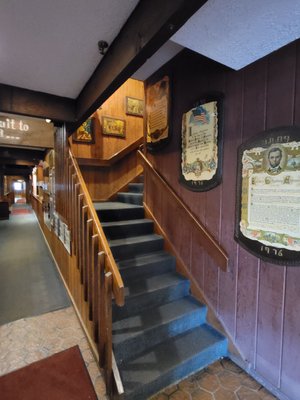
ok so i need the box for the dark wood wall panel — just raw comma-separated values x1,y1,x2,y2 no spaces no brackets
235,61,267,365
144,41,300,399
256,44,297,387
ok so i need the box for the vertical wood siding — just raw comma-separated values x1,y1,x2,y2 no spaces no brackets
145,41,300,399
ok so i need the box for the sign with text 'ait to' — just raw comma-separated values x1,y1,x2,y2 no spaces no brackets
0,113,54,148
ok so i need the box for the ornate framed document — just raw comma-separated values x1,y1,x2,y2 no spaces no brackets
235,126,300,265
146,75,170,152
180,93,224,191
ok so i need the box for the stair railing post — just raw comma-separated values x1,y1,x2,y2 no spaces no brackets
104,271,113,397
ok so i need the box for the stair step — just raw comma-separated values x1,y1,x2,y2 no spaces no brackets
113,272,190,321
118,250,176,282
120,324,228,400
128,183,144,193
113,296,207,364
117,192,143,205
94,201,144,222
102,218,153,240
109,234,164,259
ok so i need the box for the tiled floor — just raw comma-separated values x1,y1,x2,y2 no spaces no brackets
0,307,277,400
0,306,108,400
151,359,277,400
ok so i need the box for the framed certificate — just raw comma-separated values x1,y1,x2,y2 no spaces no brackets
235,126,300,265
180,93,224,191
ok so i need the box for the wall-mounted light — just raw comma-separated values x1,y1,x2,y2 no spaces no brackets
45,119,51,123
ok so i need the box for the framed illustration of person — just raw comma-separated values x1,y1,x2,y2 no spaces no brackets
145,75,171,152
72,117,95,144
180,92,224,192
235,126,300,265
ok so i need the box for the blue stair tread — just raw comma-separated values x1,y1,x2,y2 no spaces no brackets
101,218,152,228
128,183,144,192
118,192,143,197
113,296,205,346
117,250,174,270
123,272,188,298
120,324,227,397
109,233,162,248
94,201,143,210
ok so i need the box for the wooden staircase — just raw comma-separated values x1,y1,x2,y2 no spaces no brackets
94,177,228,400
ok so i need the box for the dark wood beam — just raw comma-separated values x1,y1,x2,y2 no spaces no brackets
0,147,45,163
71,0,208,133
0,84,76,123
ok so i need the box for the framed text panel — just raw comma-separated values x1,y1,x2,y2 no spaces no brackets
180,92,224,192
235,126,300,265
146,75,170,152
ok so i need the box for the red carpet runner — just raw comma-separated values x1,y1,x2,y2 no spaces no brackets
0,346,97,400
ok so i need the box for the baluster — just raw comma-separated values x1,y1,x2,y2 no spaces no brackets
81,204,88,290
77,192,84,271
86,219,94,319
104,271,113,397
91,235,99,341
98,251,106,367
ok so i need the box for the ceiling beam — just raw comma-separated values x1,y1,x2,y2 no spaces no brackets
71,0,208,133
0,84,76,124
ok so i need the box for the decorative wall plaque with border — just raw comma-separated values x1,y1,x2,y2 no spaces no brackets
235,126,300,265
146,75,170,152
180,93,224,191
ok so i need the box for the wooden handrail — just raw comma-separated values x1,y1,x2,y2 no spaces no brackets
137,150,229,271
76,137,143,167
69,149,125,305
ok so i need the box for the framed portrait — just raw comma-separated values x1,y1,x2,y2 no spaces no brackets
102,116,126,138
180,92,224,192
125,96,144,117
235,125,300,265
72,117,95,144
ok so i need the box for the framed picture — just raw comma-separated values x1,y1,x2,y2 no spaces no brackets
146,75,170,152
180,92,224,192
235,126,300,265
72,117,95,144
102,116,126,138
125,96,144,117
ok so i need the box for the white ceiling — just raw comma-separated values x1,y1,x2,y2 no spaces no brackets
171,0,300,70
0,0,300,99
0,0,139,99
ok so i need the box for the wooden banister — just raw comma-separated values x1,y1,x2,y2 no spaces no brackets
69,149,125,305
137,150,229,271
76,137,143,167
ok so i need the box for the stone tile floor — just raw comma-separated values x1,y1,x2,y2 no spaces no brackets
151,359,277,400
0,306,277,400
0,306,108,400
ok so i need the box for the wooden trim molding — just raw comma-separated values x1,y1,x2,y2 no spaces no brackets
138,150,228,271
77,137,143,167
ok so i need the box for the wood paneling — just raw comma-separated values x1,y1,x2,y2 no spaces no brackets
81,151,142,201
144,42,300,399
71,79,144,160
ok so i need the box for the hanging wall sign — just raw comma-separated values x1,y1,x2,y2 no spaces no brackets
146,75,170,152
235,126,300,265
180,93,224,191
0,112,54,148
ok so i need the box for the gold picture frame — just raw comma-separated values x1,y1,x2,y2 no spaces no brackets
72,117,95,144
102,116,126,138
125,96,144,117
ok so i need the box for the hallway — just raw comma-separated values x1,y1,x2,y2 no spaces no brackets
0,203,70,325
0,203,107,398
